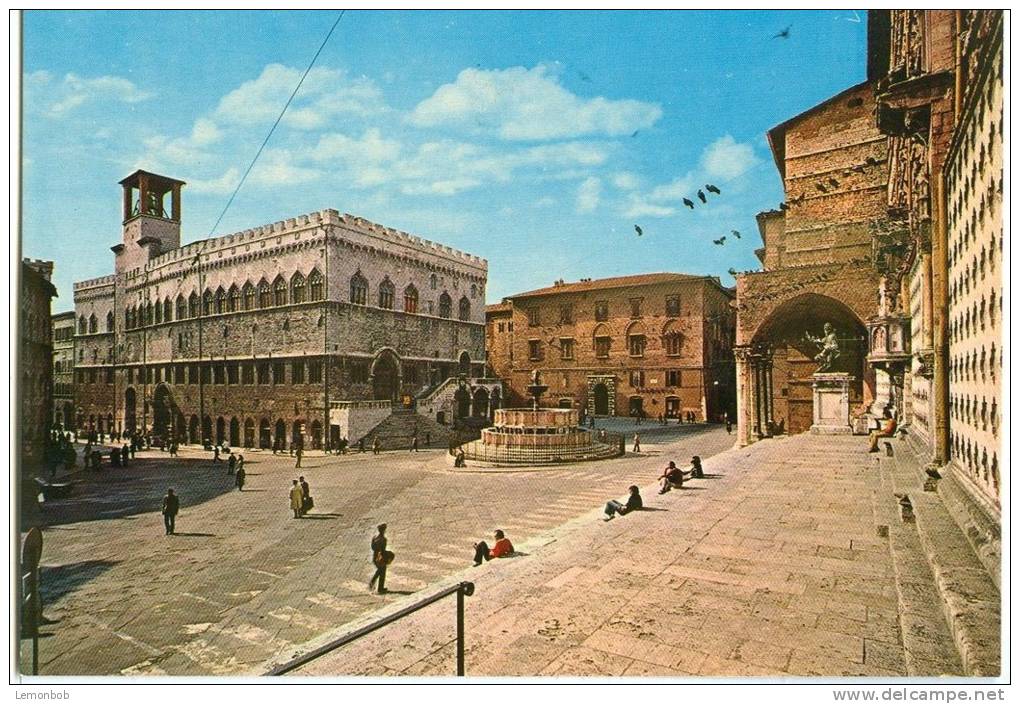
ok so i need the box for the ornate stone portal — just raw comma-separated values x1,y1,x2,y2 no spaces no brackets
810,373,854,435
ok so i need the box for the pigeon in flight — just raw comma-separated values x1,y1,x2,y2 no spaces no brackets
705,184,721,195
731,230,742,239
773,25,792,39
683,198,695,209
634,225,643,236
697,190,707,203
631,130,639,138
728,267,738,277
713,236,726,245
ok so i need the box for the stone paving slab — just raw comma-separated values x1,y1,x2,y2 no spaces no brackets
289,433,987,677
19,426,732,676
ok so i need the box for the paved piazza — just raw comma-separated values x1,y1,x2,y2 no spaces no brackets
21,422,733,676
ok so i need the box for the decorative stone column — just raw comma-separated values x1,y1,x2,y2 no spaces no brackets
733,346,756,446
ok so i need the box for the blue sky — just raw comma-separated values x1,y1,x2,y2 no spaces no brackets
21,10,869,312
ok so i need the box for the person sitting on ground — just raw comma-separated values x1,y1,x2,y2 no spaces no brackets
868,411,898,452
472,529,515,566
689,455,704,479
658,461,685,493
604,485,643,520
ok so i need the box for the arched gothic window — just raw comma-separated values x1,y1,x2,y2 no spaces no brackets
378,278,395,309
107,311,115,332
163,298,173,322
350,272,368,305
309,270,324,301
438,292,452,318
202,290,213,316
273,276,288,306
154,300,163,324
258,280,271,308
242,282,255,311
458,296,471,321
78,315,87,335
176,295,186,320
404,285,419,314
228,285,240,312
291,272,306,304
215,287,226,314
188,292,199,318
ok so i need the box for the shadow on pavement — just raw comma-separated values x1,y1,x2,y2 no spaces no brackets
22,456,242,529
39,559,119,603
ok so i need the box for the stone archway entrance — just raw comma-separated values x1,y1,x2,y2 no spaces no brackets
371,350,401,402
152,384,176,440
458,351,471,376
454,386,471,419
747,293,871,437
593,383,610,415
473,388,490,418
124,388,137,434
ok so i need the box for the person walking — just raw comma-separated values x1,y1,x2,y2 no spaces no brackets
372,437,381,455
289,480,303,519
294,443,303,469
369,524,393,594
632,433,641,453
725,412,733,434
409,432,419,452
604,486,643,521
162,488,180,535
236,453,245,474
227,452,237,475
299,476,311,515
235,465,246,491
213,446,221,463
359,438,366,453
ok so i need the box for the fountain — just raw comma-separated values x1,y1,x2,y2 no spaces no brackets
451,370,623,467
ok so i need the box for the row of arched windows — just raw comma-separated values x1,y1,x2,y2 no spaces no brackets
78,312,114,335
349,271,471,320
124,270,324,330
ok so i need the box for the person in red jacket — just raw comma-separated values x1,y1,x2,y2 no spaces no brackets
472,529,514,566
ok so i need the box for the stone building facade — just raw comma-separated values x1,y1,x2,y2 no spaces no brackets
51,310,76,430
488,273,736,421
868,10,1002,582
73,170,487,449
20,259,57,466
734,81,886,445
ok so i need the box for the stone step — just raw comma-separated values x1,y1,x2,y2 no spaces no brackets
880,440,1000,676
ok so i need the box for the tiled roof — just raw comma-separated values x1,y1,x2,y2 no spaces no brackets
508,272,711,299
485,302,512,314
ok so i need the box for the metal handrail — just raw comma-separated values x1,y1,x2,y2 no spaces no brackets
266,581,475,676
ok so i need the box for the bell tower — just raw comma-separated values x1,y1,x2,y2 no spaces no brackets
113,170,185,273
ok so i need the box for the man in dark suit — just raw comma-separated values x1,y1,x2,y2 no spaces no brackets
162,488,180,535
369,524,392,594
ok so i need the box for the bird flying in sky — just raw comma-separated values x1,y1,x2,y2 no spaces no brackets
634,225,643,236
683,198,695,209
706,184,721,195
731,230,741,239
773,25,792,39
697,190,707,203
713,236,726,245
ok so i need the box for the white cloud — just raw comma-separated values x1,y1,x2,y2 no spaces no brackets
623,195,676,219
214,63,387,129
29,71,152,117
310,128,402,186
611,171,640,190
186,168,240,195
576,177,601,213
409,65,662,141
648,175,696,203
701,135,758,180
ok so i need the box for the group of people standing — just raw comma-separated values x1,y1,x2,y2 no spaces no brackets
288,477,313,518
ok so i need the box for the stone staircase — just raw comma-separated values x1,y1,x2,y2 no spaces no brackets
358,407,457,451
877,437,1000,676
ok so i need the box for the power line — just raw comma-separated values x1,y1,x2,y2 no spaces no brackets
206,10,346,238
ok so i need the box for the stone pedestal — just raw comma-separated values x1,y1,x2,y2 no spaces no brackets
810,373,853,435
